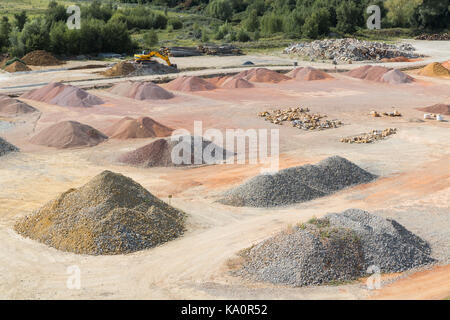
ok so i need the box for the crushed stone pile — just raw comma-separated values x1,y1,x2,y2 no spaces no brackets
259,107,342,131
235,209,434,286
415,33,450,41
30,121,107,149
347,66,413,83
233,68,290,83
0,95,38,116
341,128,397,144
418,62,450,78
102,61,136,77
417,104,450,116
218,156,376,207
21,82,104,107
4,61,31,73
119,135,233,167
104,116,173,139
14,171,186,255
0,137,18,156
21,50,63,66
286,67,333,81
284,38,421,62
109,81,174,100
165,76,216,92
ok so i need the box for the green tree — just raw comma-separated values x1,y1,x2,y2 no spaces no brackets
21,18,50,53
336,1,361,33
385,0,422,27
412,0,450,29
143,29,158,48
79,19,104,54
13,10,27,32
0,17,12,51
237,28,250,42
260,12,283,35
243,9,259,32
46,0,68,27
302,14,319,38
206,0,233,21
49,21,67,54
8,27,25,57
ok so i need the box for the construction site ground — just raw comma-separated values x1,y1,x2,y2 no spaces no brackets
0,39,449,299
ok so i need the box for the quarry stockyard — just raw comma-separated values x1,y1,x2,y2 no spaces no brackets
0,34,449,301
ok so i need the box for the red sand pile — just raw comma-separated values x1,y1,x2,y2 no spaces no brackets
221,77,254,89
165,76,216,92
0,95,38,116
234,68,290,83
207,76,230,87
418,62,450,77
347,66,413,83
4,61,31,73
102,61,136,77
21,50,63,66
442,60,450,70
30,121,107,149
109,81,174,100
286,67,333,81
417,104,450,115
103,116,173,139
381,56,410,63
21,82,104,107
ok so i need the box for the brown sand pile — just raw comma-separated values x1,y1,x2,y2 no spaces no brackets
30,121,107,149
165,76,216,92
381,56,410,63
104,116,173,139
418,62,450,77
221,77,254,89
119,135,232,167
102,61,136,77
109,81,174,100
442,60,450,70
234,68,290,83
14,170,186,255
0,95,38,116
4,61,31,73
21,82,104,107
286,67,333,81
21,50,63,66
381,69,414,84
417,104,450,115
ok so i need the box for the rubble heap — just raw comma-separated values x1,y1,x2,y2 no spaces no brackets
340,128,397,144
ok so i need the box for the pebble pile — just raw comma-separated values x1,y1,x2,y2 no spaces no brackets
284,38,420,62
341,128,397,144
235,209,434,286
259,107,342,131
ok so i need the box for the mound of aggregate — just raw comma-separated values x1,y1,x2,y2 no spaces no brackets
0,137,18,156
218,156,376,207
236,209,434,287
14,171,186,255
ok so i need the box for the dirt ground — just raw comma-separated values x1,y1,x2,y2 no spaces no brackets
0,44,449,299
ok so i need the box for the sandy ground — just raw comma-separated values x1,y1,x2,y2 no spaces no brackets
0,52,449,299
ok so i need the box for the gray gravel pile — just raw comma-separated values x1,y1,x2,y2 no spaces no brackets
15,171,186,255
284,38,421,62
218,156,376,207
236,209,434,287
0,137,18,156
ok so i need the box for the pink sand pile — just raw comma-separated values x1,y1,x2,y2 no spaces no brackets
0,94,38,116
165,76,216,92
234,68,290,83
347,66,413,84
21,82,104,107
286,67,333,81
109,81,174,100
103,116,173,139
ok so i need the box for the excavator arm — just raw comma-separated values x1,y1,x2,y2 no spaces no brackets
134,49,176,68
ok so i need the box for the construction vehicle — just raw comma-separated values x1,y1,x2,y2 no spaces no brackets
134,47,177,69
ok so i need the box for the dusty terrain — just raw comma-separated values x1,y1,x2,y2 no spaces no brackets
0,42,449,300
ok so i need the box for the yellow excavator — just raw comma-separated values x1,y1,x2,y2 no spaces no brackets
134,47,177,69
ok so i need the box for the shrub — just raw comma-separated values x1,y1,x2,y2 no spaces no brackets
169,18,183,29
206,0,233,21
143,29,159,48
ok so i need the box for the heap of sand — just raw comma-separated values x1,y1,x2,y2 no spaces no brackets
118,135,233,167
347,66,413,83
219,156,376,207
235,209,434,287
109,81,174,100
286,67,333,81
418,62,450,78
0,95,38,116
234,68,291,83
14,171,186,255
104,116,173,139
0,137,18,156
165,76,216,92
30,120,108,149
221,77,254,88
417,103,450,115
21,82,104,108
21,50,63,66
4,61,31,73
102,61,136,77
442,60,450,70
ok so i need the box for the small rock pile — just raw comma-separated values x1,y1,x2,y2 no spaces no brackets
234,209,434,287
369,110,401,117
15,171,186,255
284,38,421,62
258,107,342,131
219,156,376,207
0,137,18,156
415,33,450,41
341,128,397,144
